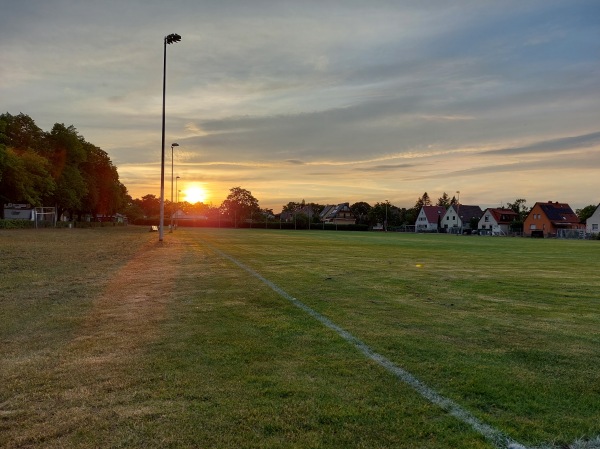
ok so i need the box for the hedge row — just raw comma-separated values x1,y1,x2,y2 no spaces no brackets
131,217,369,232
0,220,126,229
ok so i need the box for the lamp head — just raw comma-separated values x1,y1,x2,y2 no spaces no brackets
165,33,182,45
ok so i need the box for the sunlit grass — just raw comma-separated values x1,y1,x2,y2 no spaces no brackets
1,227,598,448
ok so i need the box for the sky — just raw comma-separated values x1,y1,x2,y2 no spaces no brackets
2,0,599,212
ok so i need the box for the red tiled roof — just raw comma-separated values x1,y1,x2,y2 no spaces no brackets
487,208,519,224
422,206,446,222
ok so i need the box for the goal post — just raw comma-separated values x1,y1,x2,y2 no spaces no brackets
33,207,57,228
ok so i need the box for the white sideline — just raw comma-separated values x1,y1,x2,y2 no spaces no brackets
206,244,528,449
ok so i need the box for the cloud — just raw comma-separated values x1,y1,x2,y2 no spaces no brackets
354,164,416,172
481,131,600,156
2,0,600,209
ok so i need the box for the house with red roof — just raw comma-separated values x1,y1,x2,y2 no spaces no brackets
415,206,446,232
523,201,583,237
478,208,519,235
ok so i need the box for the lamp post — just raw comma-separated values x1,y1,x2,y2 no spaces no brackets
159,33,181,242
175,176,181,230
169,143,179,232
456,191,461,233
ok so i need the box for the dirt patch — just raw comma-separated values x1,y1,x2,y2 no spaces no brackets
68,239,182,358
3,238,185,449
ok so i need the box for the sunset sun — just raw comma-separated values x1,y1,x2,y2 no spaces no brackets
183,185,208,204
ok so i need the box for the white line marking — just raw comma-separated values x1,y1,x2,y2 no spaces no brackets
207,244,529,449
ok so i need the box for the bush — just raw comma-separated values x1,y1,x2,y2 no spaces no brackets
0,219,34,229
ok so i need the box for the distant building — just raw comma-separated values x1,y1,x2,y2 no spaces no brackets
320,203,356,225
478,208,519,235
442,204,483,232
3,203,34,220
585,204,600,235
415,206,446,232
523,201,583,237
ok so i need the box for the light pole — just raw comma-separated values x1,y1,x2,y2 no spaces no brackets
170,143,179,232
456,191,461,233
385,200,388,232
159,33,181,242
175,176,181,230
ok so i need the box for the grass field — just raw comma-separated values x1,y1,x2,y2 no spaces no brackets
1,227,599,449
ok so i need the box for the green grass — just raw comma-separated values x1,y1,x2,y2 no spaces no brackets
1,227,599,448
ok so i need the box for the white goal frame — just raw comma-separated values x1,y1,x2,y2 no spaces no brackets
33,207,57,228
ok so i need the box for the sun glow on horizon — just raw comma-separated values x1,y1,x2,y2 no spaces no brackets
183,185,208,204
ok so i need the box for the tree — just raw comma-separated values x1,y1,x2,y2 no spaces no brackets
410,192,432,219
281,201,303,212
576,205,597,222
436,192,450,208
0,112,48,153
0,147,55,206
506,198,529,221
138,194,161,217
350,201,372,225
368,201,400,228
414,192,431,209
220,186,261,226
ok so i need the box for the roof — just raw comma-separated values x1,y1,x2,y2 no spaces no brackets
320,203,353,220
453,204,483,222
421,206,446,222
486,208,519,224
535,201,580,225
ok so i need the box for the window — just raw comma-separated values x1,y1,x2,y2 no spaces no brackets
484,216,490,222
530,224,537,230
593,224,598,231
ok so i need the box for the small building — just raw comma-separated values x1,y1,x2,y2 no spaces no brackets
320,203,356,225
523,201,583,237
442,204,483,232
3,203,34,220
415,206,446,232
586,204,600,235
478,208,519,235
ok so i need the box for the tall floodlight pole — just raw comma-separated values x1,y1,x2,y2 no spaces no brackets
170,142,179,232
175,176,180,229
159,33,181,242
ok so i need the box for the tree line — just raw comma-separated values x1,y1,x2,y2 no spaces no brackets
0,113,129,220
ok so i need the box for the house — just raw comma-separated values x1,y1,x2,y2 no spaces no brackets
478,208,519,235
320,203,356,225
586,204,600,235
415,206,446,232
280,205,319,223
442,204,483,232
172,210,208,225
523,201,583,237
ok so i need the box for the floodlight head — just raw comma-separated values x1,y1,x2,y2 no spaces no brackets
165,33,181,44
171,142,179,147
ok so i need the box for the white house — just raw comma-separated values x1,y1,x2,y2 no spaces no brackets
478,208,519,235
442,204,483,232
586,204,600,235
415,206,446,232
